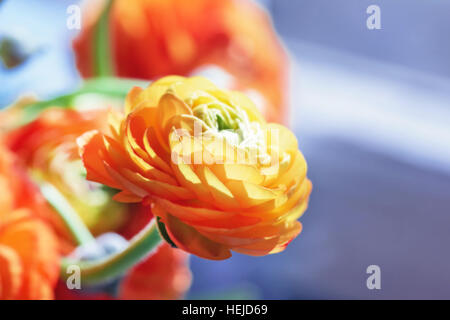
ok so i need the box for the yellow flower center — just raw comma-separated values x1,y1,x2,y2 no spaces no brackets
191,96,272,167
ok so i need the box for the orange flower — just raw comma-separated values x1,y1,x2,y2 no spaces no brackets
121,243,191,300
79,76,312,260
4,107,191,299
0,210,60,300
0,144,60,300
5,108,128,239
73,0,288,123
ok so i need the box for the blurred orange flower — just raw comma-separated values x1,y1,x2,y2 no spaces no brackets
0,144,60,300
121,242,191,299
73,0,289,124
79,76,312,260
4,107,191,300
0,210,60,300
5,108,126,240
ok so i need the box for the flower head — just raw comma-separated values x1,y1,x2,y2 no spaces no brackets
79,76,312,260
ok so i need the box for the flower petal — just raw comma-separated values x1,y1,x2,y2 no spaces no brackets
162,213,231,260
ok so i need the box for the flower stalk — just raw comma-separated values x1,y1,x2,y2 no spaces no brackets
40,181,162,286
16,77,149,125
61,219,161,286
40,182,95,246
93,0,115,77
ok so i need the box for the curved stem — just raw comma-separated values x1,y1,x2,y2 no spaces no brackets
61,219,162,286
39,182,95,246
39,176,162,286
18,77,149,124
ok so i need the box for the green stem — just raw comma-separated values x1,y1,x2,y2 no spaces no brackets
93,0,115,77
40,182,95,246
61,219,162,286
40,181,162,286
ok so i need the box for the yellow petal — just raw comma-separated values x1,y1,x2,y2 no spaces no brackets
210,163,264,185
195,166,240,210
170,160,215,204
125,86,144,115
120,167,194,201
225,180,283,208
266,123,298,154
157,92,193,134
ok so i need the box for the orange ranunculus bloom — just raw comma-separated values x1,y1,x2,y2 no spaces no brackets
5,108,127,239
73,0,288,124
0,210,59,300
79,76,312,260
0,144,60,300
4,107,191,299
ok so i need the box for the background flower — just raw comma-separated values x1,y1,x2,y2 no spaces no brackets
0,143,59,300
0,209,59,300
73,0,288,124
5,108,128,238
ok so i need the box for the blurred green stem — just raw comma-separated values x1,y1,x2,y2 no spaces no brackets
40,182,95,246
61,219,162,286
18,77,149,124
40,181,162,286
93,0,115,76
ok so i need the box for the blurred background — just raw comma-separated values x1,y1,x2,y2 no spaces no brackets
1,0,450,299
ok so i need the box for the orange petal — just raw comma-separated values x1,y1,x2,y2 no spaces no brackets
77,130,121,189
119,167,194,201
0,245,23,300
126,115,172,174
232,222,302,256
152,197,260,229
162,214,231,260
123,128,178,185
112,191,143,203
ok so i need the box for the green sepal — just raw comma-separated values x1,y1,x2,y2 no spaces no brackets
156,217,178,248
